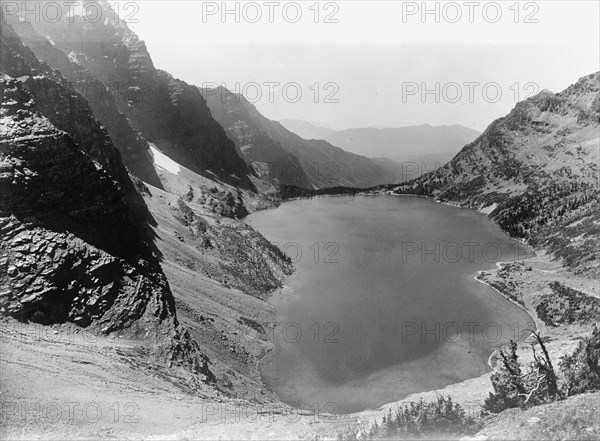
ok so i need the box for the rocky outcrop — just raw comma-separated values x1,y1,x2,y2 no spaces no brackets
28,1,255,190
1,20,153,256
1,216,157,330
0,25,214,382
5,15,162,188
1,74,158,327
203,87,407,188
167,197,293,299
386,73,600,276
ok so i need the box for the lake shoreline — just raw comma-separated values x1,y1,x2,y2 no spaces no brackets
473,261,540,371
249,195,537,415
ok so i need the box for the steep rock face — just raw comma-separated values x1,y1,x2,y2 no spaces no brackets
5,15,162,188
29,1,255,190
203,87,406,189
202,87,312,188
388,73,600,276
1,20,152,254
1,76,158,328
0,28,214,382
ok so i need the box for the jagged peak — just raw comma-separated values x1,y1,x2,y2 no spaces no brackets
559,71,600,98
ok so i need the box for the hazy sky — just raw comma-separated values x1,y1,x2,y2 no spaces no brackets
113,1,599,131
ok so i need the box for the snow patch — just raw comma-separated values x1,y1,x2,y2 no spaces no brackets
16,76,29,82
479,203,498,215
67,51,79,63
149,143,181,174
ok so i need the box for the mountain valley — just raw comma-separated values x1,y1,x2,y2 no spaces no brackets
1,2,599,440
202,87,409,188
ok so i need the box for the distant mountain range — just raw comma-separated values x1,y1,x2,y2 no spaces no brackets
383,73,600,276
323,124,481,162
202,88,408,188
277,120,480,179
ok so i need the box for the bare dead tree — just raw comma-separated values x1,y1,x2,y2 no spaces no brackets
531,331,560,398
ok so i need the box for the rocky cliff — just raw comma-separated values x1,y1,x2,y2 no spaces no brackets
202,87,313,188
1,19,151,247
27,1,255,190
0,22,213,381
5,14,162,188
1,18,299,401
384,73,600,276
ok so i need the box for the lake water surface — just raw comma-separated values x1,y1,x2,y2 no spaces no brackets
246,196,535,413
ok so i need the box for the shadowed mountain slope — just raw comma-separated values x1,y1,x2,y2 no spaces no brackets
1,21,214,381
25,0,255,190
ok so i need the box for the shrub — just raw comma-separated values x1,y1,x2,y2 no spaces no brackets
483,333,559,414
560,326,600,396
536,282,600,326
360,395,480,439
